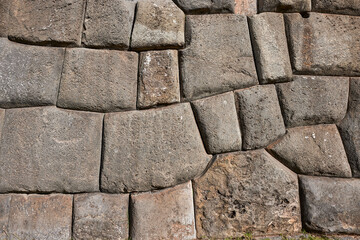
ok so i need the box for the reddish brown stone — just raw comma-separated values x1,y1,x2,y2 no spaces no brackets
234,0,257,15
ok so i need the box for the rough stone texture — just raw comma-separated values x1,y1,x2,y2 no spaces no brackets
137,50,180,109
194,150,301,238
0,0,10,37
181,14,258,101
173,0,235,14
0,107,103,193
258,0,311,12
130,181,196,240
73,193,129,240
101,103,210,193
82,0,136,49
276,75,349,128
0,109,4,139
267,124,352,177
57,48,138,112
191,92,242,154
9,0,85,46
234,0,257,15
234,85,286,150
0,39,64,108
249,13,292,84
0,195,11,239
131,0,185,50
299,176,360,234
312,0,360,16
285,13,360,76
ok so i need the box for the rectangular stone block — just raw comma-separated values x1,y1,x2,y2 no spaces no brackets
258,0,311,12
234,0,257,15
0,0,10,37
0,195,11,239
173,0,235,14
312,0,360,16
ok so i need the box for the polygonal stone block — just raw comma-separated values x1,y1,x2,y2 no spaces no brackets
173,0,235,14
234,0,257,15
258,0,311,12
312,0,360,16
0,0,10,37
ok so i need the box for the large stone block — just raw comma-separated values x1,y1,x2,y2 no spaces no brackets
0,0,10,37
285,13,360,76
258,0,311,12
234,0,257,15
299,176,360,234
101,103,210,193
0,39,64,108
130,181,196,240
276,75,349,127
193,150,301,238
180,14,258,101
173,0,235,14
0,107,103,193
57,48,138,112
312,0,360,16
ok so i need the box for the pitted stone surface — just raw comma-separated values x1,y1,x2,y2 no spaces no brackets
101,103,210,193
0,109,4,139
181,14,258,101
0,195,11,239
0,0,10,37
73,193,129,240
235,85,286,150
285,13,360,76
258,0,311,12
0,107,103,193
312,0,360,16
173,0,235,14
276,75,349,128
192,92,242,154
193,150,301,238
0,39,64,108
234,0,257,15
299,176,360,234
130,181,196,240
267,124,352,177
57,48,138,112
137,50,180,108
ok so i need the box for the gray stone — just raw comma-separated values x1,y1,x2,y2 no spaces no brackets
276,75,349,128
234,0,257,15
284,13,360,76
101,103,210,193
130,181,196,240
193,150,301,238
0,195,11,239
173,0,235,14
181,14,258,101
0,109,4,139
191,92,242,154
312,0,360,16
9,0,85,46
267,124,352,177
234,85,286,150
249,13,292,84
0,39,64,108
73,193,129,240
131,0,185,50
299,176,360,234
258,0,311,12
0,107,103,193
137,50,180,109
57,48,138,112
0,0,10,37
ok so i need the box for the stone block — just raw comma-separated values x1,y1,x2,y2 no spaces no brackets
181,14,258,101
173,0,235,14
101,103,210,193
249,13,292,84
0,39,64,108
137,50,180,108
73,193,129,240
191,92,242,154
312,0,360,16
258,0,311,12
0,0,11,37
0,195,11,239
234,85,285,150
0,109,4,138
131,0,185,50
234,0,257,15
130,181,196,240
276,75,349,127
267,124,352,177
193,150,301,238
299,176,360,234
57,48,138,112
9,0,85,46
285,13,360,76
0,107,103,193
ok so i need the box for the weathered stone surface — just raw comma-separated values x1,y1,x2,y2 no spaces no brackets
73,193,129,240
0,109,4,139
299,176,360,234
285,13,360,76
83,0,136,49
137,50,180,108
0,0,10,37
192,92,242,154
234,85,285,150
312,0,360,16
173,0,235,14
181,14,258,101
0,39,64,108
0,195,11,239
258,0,311,12
130,181,196,240
9,0,85,45
57,48,138,112
249,13,292,84
0,107,103,193
131,0,185,50
276,75,349,128
194,150,301,238
101,103,210,193
267,124,352,177
234,0,257,15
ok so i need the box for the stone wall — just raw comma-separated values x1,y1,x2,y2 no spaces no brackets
0,0,359,239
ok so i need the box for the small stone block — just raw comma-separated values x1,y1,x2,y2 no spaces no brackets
258,0,311,12
234,0,257,15
173,0,235,14
312,0,360,16
0,0,11,37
